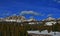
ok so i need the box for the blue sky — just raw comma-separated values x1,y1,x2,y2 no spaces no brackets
0,0,60,20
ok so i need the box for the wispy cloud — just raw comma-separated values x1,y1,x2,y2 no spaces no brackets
1,12,10,16
20,11,42,16
47,14,53,17
53,0,60,3
57,1,60,3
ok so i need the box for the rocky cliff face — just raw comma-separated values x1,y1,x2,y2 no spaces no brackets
43,17,56,21
0,15,26,22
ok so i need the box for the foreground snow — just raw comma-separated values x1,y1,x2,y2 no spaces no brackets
27,30,60,36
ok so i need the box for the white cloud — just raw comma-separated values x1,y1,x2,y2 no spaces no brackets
20,11,41,16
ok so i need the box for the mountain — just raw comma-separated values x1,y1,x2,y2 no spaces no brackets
44,17,56,21
0,15,26,22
